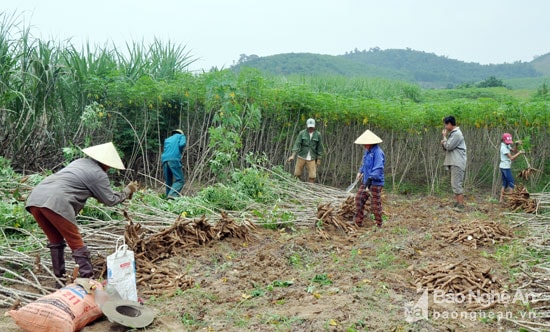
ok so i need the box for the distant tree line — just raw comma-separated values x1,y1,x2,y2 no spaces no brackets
234,49,542,88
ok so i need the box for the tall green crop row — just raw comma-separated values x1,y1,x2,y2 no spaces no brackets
0,14,548,191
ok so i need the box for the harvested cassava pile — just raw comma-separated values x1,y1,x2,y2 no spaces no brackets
125,212,255,262
435,221,513,249
337,196,356,220
506,185,538,213
410,260,504,310
136,260,195,297
94,212,255,296
518,167,541,181
316,199,358,239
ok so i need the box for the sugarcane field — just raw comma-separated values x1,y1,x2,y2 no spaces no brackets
1,8,550,332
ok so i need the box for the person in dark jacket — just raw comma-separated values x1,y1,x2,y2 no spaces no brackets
26,142,137,285
353,130,385,228
161,129,187,199
287,118,324,183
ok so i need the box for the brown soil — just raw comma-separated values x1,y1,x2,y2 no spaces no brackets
0,194,532,331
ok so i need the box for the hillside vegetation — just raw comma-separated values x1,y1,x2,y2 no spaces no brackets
531,52,550,76
234,49,546,88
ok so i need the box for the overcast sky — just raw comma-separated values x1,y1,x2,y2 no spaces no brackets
5,0,550,71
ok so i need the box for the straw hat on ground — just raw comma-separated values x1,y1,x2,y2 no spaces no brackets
81,142,125,170
354,130,383,145
101,299,155,328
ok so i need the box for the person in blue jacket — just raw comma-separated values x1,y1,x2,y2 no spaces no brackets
353,130,385,228
161,129,187,199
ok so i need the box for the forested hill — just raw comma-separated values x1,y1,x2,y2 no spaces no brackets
233,49,546,88
531,52,550,76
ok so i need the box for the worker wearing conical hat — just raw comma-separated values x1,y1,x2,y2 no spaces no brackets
26,142,137,286
353,130,385,228
287,118,324,183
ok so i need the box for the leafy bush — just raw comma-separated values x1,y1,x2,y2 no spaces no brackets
231,168,273,203
0,200,36,233
199,184,248,211
168,195,209,217
251,206,295,230
0,157,39,238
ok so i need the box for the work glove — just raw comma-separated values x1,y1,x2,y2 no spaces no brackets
287,154,295,162
316,159,321,166
365,177,373,188
124,181,139,199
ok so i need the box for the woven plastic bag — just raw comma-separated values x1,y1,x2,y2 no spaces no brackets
106,237,137,301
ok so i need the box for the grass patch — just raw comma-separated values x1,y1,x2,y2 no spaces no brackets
180,312,206,327
261,313,303,329
491,241,528,282
363,243,397,270
311,273,332,286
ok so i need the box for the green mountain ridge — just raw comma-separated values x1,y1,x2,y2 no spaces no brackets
531,52,550,76
233,49,549,88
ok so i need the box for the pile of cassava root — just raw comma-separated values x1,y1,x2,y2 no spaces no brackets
435,221,513,249
337,195,357,220
506,185,538,213
94,212,255,296
410,260,504,310
316,196,358,238
125,212,255,262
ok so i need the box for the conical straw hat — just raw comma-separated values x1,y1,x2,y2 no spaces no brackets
81,142,125,170
101,299,155,328
354,130,383,145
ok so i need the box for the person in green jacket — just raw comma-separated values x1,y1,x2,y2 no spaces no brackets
287,118,324,183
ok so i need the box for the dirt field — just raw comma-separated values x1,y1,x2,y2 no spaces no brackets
0,193,540,331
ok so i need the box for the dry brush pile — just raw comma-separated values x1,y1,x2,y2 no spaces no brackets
506,212,550,331
435,221,513,249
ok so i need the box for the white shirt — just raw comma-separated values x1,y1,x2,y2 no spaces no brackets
499,143,512,169
305,132,313,160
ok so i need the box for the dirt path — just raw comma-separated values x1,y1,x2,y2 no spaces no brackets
1,194,539,331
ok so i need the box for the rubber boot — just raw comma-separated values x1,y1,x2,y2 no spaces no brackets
47,242,66,277
72,246,94,278
48,242,66,288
